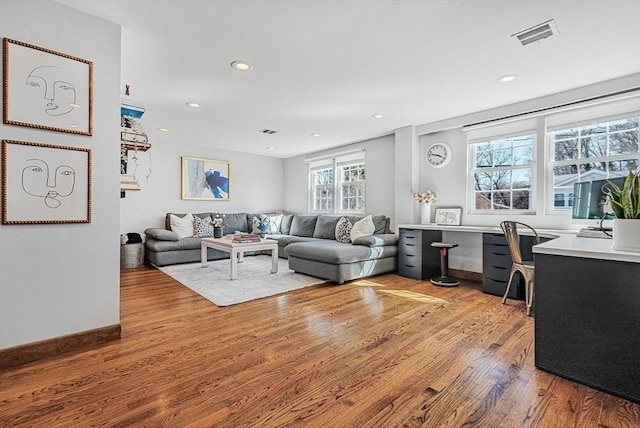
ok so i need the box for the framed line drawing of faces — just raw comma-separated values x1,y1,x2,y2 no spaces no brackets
3,38,93,135
2,140,92,224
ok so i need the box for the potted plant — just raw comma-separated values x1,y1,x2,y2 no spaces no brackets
608,170,640,252
412,189,438,225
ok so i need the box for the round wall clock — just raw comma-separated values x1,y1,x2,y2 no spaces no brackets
426,142,453,168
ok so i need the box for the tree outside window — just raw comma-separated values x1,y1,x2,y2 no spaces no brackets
470,134,534,211
549,115,639,211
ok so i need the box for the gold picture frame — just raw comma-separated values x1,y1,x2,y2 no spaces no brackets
2,139,92,224
3,38,93,135
181,156,230,201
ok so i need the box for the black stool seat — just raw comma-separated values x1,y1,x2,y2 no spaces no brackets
430,242,459,287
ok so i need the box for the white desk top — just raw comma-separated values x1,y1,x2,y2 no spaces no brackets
396,224,572,239
397,224,640,263
532,234,640,263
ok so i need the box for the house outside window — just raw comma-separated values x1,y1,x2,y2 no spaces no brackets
548,114,639,212
308,150,365,214
468,133,535,212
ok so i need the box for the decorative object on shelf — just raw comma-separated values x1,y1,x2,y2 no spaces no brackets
120,86,151,194
434,207,463,226
181,156,230,200
426,142,452,168
413,189,438,225
3,38,93,135
608,170,640,252
2,139,91,224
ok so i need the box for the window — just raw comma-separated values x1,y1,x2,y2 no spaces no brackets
548,114,639,211
338,162,365,212
308,150,365,214
468,133,535,211
310,167,333,212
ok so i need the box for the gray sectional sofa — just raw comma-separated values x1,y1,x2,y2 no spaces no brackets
144,212,398,284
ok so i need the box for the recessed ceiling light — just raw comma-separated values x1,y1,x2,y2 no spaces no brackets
69,103,81,108
69,124,79,128
231,60,252,71
185,101,200,108
266,147,275,151
311,133,322,137
497,74,518,83
158,127,169,132
372,113,384,119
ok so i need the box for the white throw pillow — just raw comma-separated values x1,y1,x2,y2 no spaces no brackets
350,214,375,242
169,213,194,239
335,217,352,243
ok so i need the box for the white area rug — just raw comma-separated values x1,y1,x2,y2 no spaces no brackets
159,255,327,306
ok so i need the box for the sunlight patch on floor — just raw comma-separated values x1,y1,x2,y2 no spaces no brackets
350,280,387,287
378,289,449,304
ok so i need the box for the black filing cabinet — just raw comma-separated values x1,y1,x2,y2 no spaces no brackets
482,232,538,300
398,228,442,280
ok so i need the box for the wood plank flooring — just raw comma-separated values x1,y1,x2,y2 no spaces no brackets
1,266,638,427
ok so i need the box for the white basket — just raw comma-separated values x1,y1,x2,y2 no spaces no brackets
120,243,144,268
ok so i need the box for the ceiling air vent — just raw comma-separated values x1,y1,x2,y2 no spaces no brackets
259,128,277,135
512,19,558,46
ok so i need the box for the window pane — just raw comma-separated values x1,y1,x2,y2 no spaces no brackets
513,145,532,165
555,128,578,140
581,135,607,158
493,170,511,190
511,169,532,189
474,191,492,210
609,130,639,155
609,117,638,131
475,144,492,168
493,191,511,209
554,138,579,161
474,172,492,191
493,148,512,166
513,190,530,209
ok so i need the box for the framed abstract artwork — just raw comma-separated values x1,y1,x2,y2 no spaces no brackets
181,156,230,201
434,207,462,226
3,38,93,135
2,139,92,224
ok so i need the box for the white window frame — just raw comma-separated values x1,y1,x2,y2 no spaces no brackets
546,112,640,214
467,130,537,214
307,150,365,214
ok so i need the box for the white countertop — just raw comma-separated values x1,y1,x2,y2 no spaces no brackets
532,234,640,263
396,224,573,239
397,224,640,263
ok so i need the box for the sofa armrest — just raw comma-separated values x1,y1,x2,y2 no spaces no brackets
144,228,179,242
352,233,398,247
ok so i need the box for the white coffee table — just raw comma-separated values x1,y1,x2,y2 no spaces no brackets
200,237,279,280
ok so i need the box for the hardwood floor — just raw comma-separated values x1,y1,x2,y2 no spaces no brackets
1,267,638,427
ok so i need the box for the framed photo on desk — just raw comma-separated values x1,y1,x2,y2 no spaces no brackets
434,207,462,225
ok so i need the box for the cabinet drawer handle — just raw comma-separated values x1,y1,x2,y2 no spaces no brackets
492,252,508,256
404,264,415,268
404,243,415,247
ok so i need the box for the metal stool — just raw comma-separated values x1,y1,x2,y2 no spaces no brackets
430,242,459,287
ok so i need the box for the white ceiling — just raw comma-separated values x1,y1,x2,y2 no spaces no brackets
57,0,640,159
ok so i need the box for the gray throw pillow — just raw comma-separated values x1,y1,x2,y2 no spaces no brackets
313,215,341,239
144,228,179,241
290,214,318,237
280,214,294,234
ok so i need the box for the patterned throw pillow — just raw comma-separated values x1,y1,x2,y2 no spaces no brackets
193,216,214,237
252,214,283,234
335,216,352,243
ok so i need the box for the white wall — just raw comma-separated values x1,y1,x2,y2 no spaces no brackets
0,0,121,348
416,74,640,272
120,140,284,234
283,135,395,222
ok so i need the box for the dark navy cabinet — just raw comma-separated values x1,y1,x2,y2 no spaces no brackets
398,228,442,280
